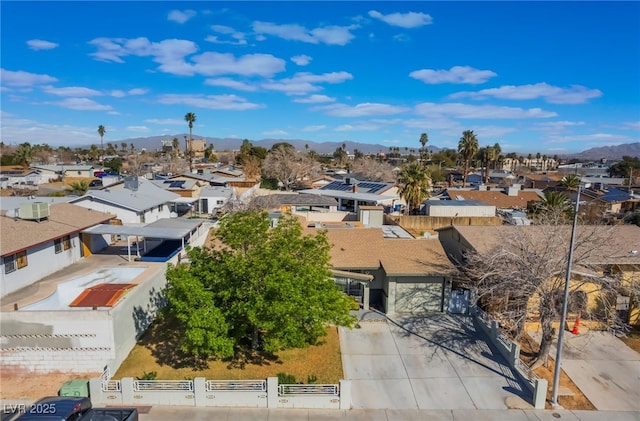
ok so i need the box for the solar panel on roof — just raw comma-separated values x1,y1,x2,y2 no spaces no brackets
169,181,185,188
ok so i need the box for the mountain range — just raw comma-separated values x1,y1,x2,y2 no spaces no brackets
117,134,639,161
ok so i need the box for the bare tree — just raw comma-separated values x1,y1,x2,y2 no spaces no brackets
261,145,321,190
455,223,640,369
349,157,396,182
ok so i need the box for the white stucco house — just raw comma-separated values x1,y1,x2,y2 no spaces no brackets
0,202,114,298
69,177,181,224
197,185,235,215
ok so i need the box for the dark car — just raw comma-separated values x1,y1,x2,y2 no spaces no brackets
14,396,91,421
88,180,103,188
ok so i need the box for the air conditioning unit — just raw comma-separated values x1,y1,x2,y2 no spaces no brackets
19,202,50,220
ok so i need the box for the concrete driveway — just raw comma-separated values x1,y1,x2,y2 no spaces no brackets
339,313,530,410
529,328,640,411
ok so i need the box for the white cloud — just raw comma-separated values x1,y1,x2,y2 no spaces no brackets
156,93,264,111
535,120,586,131
262,129,289,136
622,121,640,130
450,82,603,104
546,132,634,145
49,98,113,111
291,55,312,66
314,102,410,117
302,125,326,132
126,126,151,133
334,122,381,132
293,95,336,104
143,118,185,125
89,37,286,78
368,10,433,28
168,10,196,24
109,88,148,98
262,72,353,95
414,102,557,119
206,25,247,45
1,69,58,87
193,52,286,77
252,21,357,46
410,66,497,85
26,39,59,50
42,86,102,97
204,78,258,91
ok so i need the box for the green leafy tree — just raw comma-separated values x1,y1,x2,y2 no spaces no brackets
397,162,431,214
14,142,34,168
165,211,357,359
457,130,479,187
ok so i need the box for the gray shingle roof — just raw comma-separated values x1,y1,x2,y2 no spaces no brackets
69,178,180,212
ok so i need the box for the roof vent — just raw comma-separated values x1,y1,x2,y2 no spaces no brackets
632,250,638,256
18,202,50,221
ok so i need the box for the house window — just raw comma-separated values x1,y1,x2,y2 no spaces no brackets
54,235,71,253
76,171,81,175
4,251,27,274
4,255,16,274
16,251,28,269
216,200,224,205
55,238,63,253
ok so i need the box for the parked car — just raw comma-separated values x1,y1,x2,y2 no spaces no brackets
503,210,531,226
9,397,138,421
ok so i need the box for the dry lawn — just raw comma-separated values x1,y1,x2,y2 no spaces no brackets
0,369,100,400
620,326,640,353
114,316,343,384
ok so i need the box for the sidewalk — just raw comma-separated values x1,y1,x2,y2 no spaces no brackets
136,406,640,420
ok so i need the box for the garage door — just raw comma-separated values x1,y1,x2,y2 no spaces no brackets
395,281,443,313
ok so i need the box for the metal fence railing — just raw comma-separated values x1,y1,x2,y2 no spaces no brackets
133,380,194,391
278,384,339,396
205,380,266,392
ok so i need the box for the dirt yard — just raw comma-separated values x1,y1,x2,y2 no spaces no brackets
0,368,100,400
519,333,596,410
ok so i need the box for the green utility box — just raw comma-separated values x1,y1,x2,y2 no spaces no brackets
59,379,89,397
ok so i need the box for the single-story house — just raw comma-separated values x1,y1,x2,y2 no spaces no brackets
69,177,180,224
197,186,235,215
0,202,114,297
298,178,400,213
316,227,456,314
443,184,543,211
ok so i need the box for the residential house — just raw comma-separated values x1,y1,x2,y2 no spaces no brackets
198,186,235,215
68,177,180,224
250,193,338,214
298,178,400,213
311,226,455,314
443,184,543,211
437,224,640,326
32,164,97,179
0,202,114,297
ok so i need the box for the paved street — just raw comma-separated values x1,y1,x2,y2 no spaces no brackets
339,313,529,410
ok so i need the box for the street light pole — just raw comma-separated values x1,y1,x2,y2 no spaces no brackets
551,183,583,406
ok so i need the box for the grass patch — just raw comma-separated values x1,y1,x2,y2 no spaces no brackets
114,316,343,383
621,326,640,354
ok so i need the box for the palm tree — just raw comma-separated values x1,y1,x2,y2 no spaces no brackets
560,174,581,189
535,152,541,170
535,191,572,222
542,154,548,171
66,180,90,196
419,132,429,163
457,130,479,187
397,162,431,214
527,153,532,169
492,143,502,171
172,137,180,153
485,145,499,184
97,125,106,162
184,112,197,171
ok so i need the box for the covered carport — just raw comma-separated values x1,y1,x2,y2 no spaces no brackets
82,218,204,262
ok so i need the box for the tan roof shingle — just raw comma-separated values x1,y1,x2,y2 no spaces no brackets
1,203,114,256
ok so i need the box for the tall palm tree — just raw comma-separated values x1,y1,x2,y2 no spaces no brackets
397,162,431,214
457,130,479,187
97,125,106,162
184,112,197,171
527,153,532,169
419,132,429,164
535,152,541,170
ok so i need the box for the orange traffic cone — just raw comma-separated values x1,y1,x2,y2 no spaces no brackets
572,316,581,334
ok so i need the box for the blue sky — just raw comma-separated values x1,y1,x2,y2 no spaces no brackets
1,1,639,155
